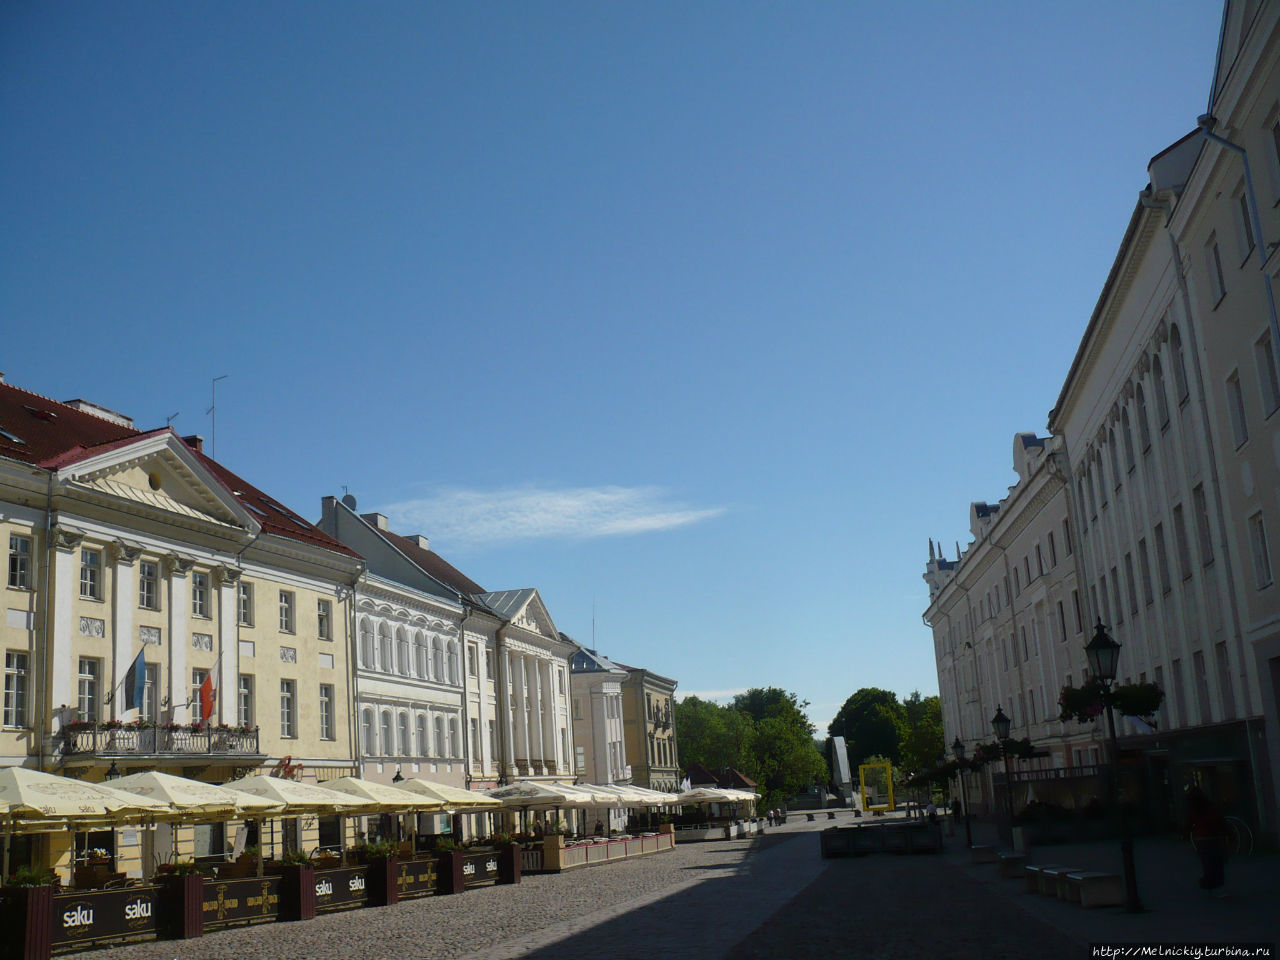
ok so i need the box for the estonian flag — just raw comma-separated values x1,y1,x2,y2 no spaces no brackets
123,649,146,711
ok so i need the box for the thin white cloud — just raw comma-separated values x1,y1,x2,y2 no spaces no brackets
382,485,725,547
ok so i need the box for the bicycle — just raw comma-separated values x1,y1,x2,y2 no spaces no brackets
1224,815,1253,857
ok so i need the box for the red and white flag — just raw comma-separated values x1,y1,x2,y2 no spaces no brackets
200,671,217,724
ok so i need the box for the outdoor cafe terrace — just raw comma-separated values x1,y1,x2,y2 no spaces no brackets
0,769,757,959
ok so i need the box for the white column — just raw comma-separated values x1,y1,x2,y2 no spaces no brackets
529,655,545,774
500,648,517,776
109,542,140,721
165,555,194,722
516,656,532,771
591,689,608,782
215,568,239,725
50,528,84,725
539,661,556,774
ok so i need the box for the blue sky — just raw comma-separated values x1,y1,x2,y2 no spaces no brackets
2,2,1222,733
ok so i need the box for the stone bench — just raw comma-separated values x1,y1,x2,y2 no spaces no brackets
1024,863,1073,894
969,845,998,864
996,851,1027,878
1041,865,1085,898
1062,872,1125,908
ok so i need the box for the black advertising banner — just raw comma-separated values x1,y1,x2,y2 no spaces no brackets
51,887,158,949
462,852,500,888
396,858,439,899
202,877,281,929
313,867,368,913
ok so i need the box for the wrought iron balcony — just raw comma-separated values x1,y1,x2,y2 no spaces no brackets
60,722,262,761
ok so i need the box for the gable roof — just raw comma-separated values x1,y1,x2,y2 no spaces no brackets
474,588,538,622
0,380,358,558
374,527,486,597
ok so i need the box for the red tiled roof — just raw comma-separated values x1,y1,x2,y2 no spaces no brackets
0,381,359,560
377,528,486,596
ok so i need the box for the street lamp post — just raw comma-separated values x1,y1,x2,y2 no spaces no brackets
951,737,972,847
990,706,1016,845
1085,619,1144,913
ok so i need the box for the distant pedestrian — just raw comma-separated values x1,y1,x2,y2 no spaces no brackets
925,800,938,823
950,797,962,836
1185,786,1229,896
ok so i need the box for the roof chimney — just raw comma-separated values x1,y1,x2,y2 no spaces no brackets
360,512,390,531
62,398,134,428
409,535,429,550
182,435,204,452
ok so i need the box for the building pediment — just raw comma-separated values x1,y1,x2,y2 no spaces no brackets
56,431,259,533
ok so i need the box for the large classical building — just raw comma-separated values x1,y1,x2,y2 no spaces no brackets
925,0,1280,840
0,380,363,876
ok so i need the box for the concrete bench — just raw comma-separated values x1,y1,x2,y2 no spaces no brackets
970,845,998,864
1040,865,1084,898
1024,864,1072,894
1063,872,1125,908
806,813,816,822
996,851,1027,878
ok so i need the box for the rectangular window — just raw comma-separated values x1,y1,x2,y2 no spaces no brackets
191,572,210,617
1062,519,1072,555
138,560,158,610
191,668,208,715
467,644,478,676
1173,505,1192,581
1154,523,1172,595
317,599,332,641
1192,485,1214,566
575,745,586,775
280,679,297,738
485,649,495,679
1056,601,1067,642
77,657,100,722
8,534,31,589
279,591,295,633
1206,237,1226,303
238,675,254,727
1071,589,1082,633
1171,659,1185,728
80,549,101,600
1193,651,1211,723
1227,372,1249,448
142,664,159,722
469,718,480,760
1048,533,1057,568
237,582,254,626
1036,544,1045,576
1110,567,1122,623
1155,665,1168,729
319,684,334,740
1124,554,1138,614
3,651,28,727
1099,576,1111,627
488,719,496,760
1235,188,1254,259
1256,332,1280,417
1138,538,1154,605
1215,642,1236,721
1249,512,1273,588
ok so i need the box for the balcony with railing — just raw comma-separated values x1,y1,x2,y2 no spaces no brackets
60,722,263,763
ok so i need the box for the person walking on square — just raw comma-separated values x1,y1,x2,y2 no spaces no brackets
1185,786,1229,897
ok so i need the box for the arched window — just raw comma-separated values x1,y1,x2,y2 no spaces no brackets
1107,430,1120,490
1121,408,1135,471
380,710,393,757
1152,354,1170,426
448,642,460,685
397,628,409,676
433,716,445,758
433,638,444,681
1171,325,1189,402
416,715,428,757
1135,384,1152,450
397,712,409,757
1085,463,1098,517
360,620,374,668
379,625,393,673
362,708,375,755
415,633,427,678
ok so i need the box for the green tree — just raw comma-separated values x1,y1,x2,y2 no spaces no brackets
897,691,943,774
673,696,754,772
751,715,827,809
730,688,815,737
828,688,906,767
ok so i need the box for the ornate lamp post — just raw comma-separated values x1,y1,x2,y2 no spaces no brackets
104,760,121,781
951,737,972,847
990,706,1016,843
1085,619,1144,913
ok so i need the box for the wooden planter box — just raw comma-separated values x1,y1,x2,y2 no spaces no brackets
435,851,466,895
0,885,54,960
156,874,204,940
276,864,316,922
498,844,521,885
365,856,399,907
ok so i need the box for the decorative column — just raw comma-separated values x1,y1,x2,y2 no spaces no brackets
214,566,241,725
109,541,142,720
528,655,545,775
540,661,557,774
513,656,530,772
49,527,84,726
165,554,195,722
500,647,517,777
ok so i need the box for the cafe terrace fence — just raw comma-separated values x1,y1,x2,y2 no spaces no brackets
0,848,518,960
524,826,676,873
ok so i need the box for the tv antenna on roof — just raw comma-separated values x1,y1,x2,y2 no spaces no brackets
165,412,179,426
206,375,228,459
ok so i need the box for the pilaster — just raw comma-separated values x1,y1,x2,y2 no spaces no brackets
50,527,84,725
214,566,240,725
108,540,141,721
165,554,195,722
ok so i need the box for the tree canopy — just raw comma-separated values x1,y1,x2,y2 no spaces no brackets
826,687,943,777
675,687,825,811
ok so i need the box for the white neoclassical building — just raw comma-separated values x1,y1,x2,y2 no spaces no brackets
567,641,630,831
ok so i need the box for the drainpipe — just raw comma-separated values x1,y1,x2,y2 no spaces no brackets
37,470,55,771
1196,116,1280,390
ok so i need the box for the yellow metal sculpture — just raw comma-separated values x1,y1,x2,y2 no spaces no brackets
858,762,894,812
